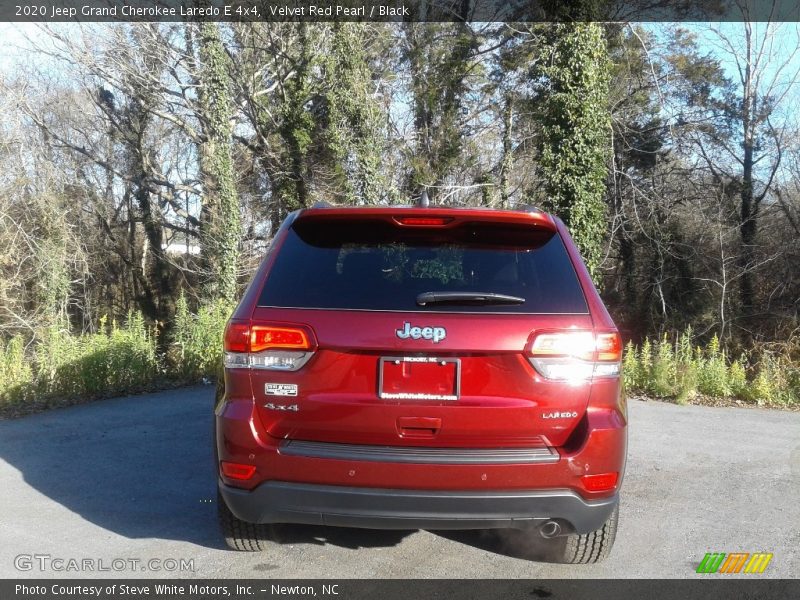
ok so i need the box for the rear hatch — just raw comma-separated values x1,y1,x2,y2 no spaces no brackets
241,209,597,448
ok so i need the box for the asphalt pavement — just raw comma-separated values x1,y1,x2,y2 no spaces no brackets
0,386,797,579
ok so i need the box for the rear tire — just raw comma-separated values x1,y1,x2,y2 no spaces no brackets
217,490,272,551
555,504,619,564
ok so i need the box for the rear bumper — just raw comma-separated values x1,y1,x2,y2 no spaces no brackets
219,479,618,534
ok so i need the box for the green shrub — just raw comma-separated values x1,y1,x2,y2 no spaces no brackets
728,357,748,399
788,367,800,405
697,335,731,397
1,313,158,408
171,293,232,381
639,338,652,393
34,313,158,400
749,353,778,405
664,328,695,404
622,341,641,392
104,312,158,392
651,335,676,398
1,299,234,413
622,328,798,407
0,336,34,404
747,353,798,406
674,360,698,405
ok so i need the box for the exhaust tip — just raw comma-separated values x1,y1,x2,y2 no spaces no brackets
539,520,562,538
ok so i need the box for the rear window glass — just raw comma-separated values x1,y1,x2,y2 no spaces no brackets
258,219,588,314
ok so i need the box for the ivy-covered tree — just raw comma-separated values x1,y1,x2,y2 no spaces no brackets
535,23,612,281
322,23,391,204
196,23,241,303
276,23,317,212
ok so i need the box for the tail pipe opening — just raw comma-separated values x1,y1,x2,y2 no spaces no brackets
539,520,562,538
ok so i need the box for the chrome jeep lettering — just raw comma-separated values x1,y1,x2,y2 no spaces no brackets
396,322,446,343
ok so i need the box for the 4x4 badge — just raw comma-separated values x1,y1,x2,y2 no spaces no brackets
264,402,299,412
396,322,446,343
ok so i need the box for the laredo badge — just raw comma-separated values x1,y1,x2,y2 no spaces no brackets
265,383,298,397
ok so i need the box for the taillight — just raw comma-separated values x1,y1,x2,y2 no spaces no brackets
223,322,250,353
528,330,621,382
595,332,622,361
250,326,310,352
223,321,315,371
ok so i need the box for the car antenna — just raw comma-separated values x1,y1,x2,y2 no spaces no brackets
418,189,430,208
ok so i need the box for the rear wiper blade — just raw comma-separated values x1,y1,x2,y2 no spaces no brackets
416,291,526,306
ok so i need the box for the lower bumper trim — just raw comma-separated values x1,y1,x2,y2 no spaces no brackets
219,480,618,534
279,440,558,464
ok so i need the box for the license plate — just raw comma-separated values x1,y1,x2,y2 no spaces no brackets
378,357,460,401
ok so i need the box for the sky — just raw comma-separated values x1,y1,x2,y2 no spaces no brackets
4,20,800,79
2,21,800,128
0,23,33,72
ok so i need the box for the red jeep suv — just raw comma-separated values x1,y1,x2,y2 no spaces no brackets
215,204,626,563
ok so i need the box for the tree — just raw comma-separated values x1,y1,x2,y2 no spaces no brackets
229,23,327,227
535,23,612,281
194,23,242,303
403,22,481,201
3,21,799,353
601,26,704,338
15,24,205,325
321,23,391,204
675,22,799,325
0,76,88,335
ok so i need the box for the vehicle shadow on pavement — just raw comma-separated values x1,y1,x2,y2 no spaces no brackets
1,387,581,561
267,523,413,550
0,387,226,550
432,529,565,563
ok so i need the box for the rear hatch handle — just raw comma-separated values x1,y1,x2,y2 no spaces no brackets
397,416,442,438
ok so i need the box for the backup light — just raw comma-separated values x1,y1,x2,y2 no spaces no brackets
528,331,622,382
248,351,313,371
531,331,595,361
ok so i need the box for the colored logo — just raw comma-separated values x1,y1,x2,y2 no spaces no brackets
696,552,773,574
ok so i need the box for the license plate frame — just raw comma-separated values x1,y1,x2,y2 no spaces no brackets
378,356,461,401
